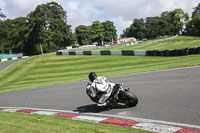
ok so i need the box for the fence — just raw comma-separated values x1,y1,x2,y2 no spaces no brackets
57,47,200,57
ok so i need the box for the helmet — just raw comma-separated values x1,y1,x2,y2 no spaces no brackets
89,72,97,82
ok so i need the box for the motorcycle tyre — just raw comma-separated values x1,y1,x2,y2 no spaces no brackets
119,91,138,107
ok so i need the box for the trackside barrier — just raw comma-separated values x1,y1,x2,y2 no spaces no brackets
0,55,29,62
91,51,101,55
110,50,122,56
189,47,200,55
83,51,92,55
134,50,146,56
100,50,111,55
122,50,134,56
56,47,200,57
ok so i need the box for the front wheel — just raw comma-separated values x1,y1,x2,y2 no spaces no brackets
119,91,138,107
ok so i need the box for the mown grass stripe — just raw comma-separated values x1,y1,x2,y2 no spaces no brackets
0,53,200,93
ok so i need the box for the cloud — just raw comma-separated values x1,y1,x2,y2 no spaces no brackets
0,0,49,18
66,1,99,27
0,0,199,36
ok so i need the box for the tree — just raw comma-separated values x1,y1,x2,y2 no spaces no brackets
127,18,147,39
102,20,117,43
160,11,175,36
75,25,92,45
170,9,189,35
192,3,200,18
121,8,189,39
0,8,6,53
0,21,8,53
185,16,200,36
90,21,104,44
145,17,161,38
6,17,30,53
27,2,74,55
185,3,200,36
120,27,130,38
75,20,117,45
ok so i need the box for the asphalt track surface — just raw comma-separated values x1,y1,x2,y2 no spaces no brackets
0,64,200,127
0,59,22,73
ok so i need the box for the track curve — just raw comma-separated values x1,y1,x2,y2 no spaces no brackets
0,66,200,126
0,59,22,73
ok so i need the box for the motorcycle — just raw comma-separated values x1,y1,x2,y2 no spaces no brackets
87,82,138,108
106,84,138,107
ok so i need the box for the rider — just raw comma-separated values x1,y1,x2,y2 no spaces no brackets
86,72,115,106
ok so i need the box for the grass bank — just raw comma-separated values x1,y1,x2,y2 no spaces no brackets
91,36,200,51
0,112,152,133
0,53,200,93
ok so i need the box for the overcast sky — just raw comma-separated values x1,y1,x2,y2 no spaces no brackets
0,0,199,36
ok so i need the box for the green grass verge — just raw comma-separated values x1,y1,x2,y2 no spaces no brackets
0,36,199,133
90,36,200,51
0,53,200,93
0,112,152,133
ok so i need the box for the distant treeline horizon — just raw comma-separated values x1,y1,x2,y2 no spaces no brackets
0,2,199,55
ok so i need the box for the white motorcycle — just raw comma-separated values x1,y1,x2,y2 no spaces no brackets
87,83,138,108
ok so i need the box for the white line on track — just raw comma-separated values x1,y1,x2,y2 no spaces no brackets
0,63,15,73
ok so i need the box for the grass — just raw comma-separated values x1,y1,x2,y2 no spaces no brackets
0,53,200,93
0,36,200,133
0,112,152,133
91,36,200,51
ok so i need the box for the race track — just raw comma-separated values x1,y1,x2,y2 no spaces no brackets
0,66,200,126
0,59,22,73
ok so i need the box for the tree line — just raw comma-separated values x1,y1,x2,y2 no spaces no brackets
0,2,75,55
75,21,117,46
0,2,199,55
121,3,200,39
0,2,117,55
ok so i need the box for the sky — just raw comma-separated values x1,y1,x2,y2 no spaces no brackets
0,0,199,36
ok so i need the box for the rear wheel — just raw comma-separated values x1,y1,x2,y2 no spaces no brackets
119,91,138,107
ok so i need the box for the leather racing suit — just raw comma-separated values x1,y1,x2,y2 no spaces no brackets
86,77,115,106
